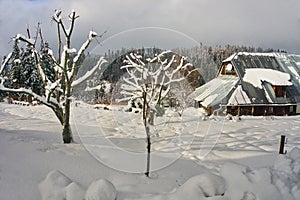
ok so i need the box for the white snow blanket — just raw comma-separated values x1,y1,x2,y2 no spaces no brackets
0,103,300,200
243,68,292,89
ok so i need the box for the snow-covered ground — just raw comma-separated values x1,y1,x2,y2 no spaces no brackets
0,102,300,200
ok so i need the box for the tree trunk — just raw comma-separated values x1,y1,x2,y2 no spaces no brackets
148,109,155,125
62,85,73,143
145,126,151,177
62,123,72,143
143,91,151,177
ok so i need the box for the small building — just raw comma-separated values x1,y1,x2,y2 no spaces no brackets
191,52,300,116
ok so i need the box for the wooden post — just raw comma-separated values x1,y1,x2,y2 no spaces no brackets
279,135,286,154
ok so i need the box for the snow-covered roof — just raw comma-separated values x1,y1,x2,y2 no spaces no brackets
243,68,292,89
222,52,276,62
191,75,239,108
228,52,300,104
227,85,251,105
193,52,300,109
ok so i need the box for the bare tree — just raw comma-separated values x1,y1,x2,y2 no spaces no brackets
118,50,191,176
0,10,106,143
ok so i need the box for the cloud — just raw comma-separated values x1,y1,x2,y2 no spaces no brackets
1,0,300,57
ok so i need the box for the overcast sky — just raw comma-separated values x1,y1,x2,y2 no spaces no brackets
1,0,300,57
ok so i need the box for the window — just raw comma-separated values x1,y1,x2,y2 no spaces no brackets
269,107,274,114
272,86,286,98
219,62,237,76
289,106,294,113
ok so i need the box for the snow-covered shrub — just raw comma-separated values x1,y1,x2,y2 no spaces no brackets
85,179,117,200
39,170,72,200
125,98,142,113
39,170,85,200
65,182,85,200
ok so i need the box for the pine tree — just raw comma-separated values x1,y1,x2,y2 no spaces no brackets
8,41,24,90
40,42,56,83
21,45,43,95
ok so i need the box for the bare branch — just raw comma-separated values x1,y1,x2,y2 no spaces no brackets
67,10,77,37
26,25,31,39
38,23,45,49
94,28,108,45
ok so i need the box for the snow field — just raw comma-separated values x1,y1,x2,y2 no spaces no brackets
1,103,300,199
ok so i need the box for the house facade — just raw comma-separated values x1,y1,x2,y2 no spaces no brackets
191,52,300,116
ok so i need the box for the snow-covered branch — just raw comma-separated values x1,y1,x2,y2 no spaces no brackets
73,31,97,64
47,49,64,74
120,50,189,115
0,52,12,74
71,57,107,87
0,78,62,109
52,9,62,23
15,34,35,46
69,31,98,81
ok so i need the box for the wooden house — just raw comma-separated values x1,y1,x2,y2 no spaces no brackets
191,52,300,116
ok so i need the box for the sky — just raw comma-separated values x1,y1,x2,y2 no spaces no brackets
1,0,300,57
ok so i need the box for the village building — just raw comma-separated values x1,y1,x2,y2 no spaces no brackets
191,52,300,116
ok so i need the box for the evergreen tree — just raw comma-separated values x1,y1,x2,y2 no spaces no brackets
21,45,43,95
40,42,56,83
8,41,24,90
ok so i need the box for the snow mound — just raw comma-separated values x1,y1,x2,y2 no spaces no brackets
85,179,117,200
272,147,300,200
39,170,85,200
65,182,85,200
182,107,204,117
221,163,281,200
288,147,300,161
170,173,225,200
39,170,72,200
221,149,300,200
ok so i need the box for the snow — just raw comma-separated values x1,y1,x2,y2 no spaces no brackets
53,9,62,22
222,53,237,62
13,59,21,64
243,68,292,89
237,52,275,57
15,34,35,46
288,66,300,79
65,47,77,54
73,31,98,65
192,76,239,107
0,52,12,74
227,85,251,105
89,31,98,40
220,163,281,200
201,94,218,107
0,103,300,199
72,57,107,87
172,173,225,199
85,81,111,93
38,170,73,200
85,179,117,200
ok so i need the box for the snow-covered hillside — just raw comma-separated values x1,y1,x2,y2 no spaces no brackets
0,102,299,200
